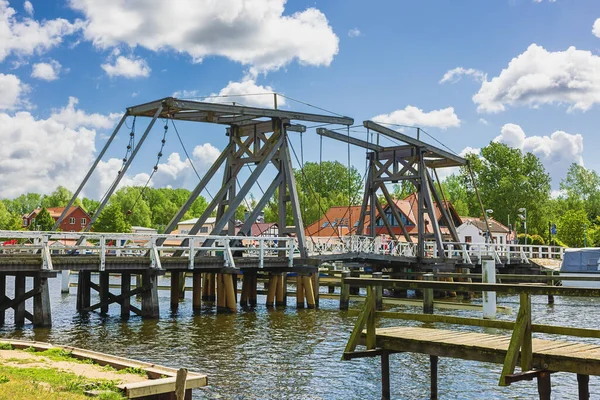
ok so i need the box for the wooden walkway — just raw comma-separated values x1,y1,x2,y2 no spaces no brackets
374,326,600,376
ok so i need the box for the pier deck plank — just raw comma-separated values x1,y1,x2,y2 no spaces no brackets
371,327,600,375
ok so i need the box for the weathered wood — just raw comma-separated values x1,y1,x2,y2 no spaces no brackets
224,274,237,313
201,273,209,301
343,290,376,355
100,271,110,314
431,355,438,400
14,273,25,325
175,368,188,400
577,374,589,400
312,272,319,308
423,273,434,314
32,275,51,327
171,271,180,310
521,293,533,372
248,273,257,307
366,286,376,350
178,272,186,300
373,272,383,311
266,274,276,307
83,285,149,313
121,272,131,319
340,271,350,310
381,351,390,400
141,270,159,318
275,273,285,307
296,275,304,308
500,293,531,386
77,270,91,312
350,269,360,295
192,272,202,310
208,273,216,302
537,370,551,400
0,274,4,326
303,275,316,309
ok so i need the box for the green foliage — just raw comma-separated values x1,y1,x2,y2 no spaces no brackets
29,207,55,231
440,174,475,217
0,375,8,384
93,204,131,233
560,163,600,220
82,198,100,215
0,342,13,350
529,234,545,246
41,186,75,209
117,366,147,376
557,209,590,248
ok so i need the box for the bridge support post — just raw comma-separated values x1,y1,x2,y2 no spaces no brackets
296,275,305,308
303,275,316,309
216,274,225,312
14,273,25,325
61,270,71,293
312,272,319,308
423,273,434,314
328,265,335,294
223,273,237,313
33,274,51,327
275,273,285,307
100,272,110,314
208,273,216,302
76,270,91,312
430,355,439,400
121,273,131,319
537,370,551,400
179,272,186,300
340,271,350,310
170,271,180,310
248,273,257,307
577,374,589,400
381,350,390,400
0,274,5,326
350,268,360,295
266,273,277,308
141,270,159,318
373,272,383,311
192,272,202,311
482,259,497,319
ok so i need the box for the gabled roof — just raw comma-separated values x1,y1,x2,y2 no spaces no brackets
305,206,362,237
27,206,90,219
460,217,509,233
235,222,278,236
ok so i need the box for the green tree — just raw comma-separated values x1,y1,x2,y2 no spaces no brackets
440,174,475,217
0,202,21,230
111,187,152,227
463,142,551,235
29,207,55,231
559,163,600,220
4,193,41,215
392,181,415,200
41,186,75,208
82,198,100,215
93,203,131,233
557,209,590,248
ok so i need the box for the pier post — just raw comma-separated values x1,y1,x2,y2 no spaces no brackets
266,273,276,307
381,351,390,400
537,370,551,400
216,274,226,312
350,268,360,295
33,274,51,327
373,272,383,311
303,275,316,309
0,274,5,326
121,272,131,319
141,270,159,318
201,273,209,301
430,355,438,400
76,270,91,312
328,265,335,294
100,272,110,314
275,273,285,307
482,259,497,319
61,270,71,293
240,273,249,307
340,271,350,310
282,273,288,305
208,273,216,302
577,374,589,400
14,273,25,325
547,271,556,305
248,272,257,307
224,273,237,313
296,275,305,308
178,272,186,300
170,271,180,310
312,272,320,308
192,272,202,311
423,273,434,314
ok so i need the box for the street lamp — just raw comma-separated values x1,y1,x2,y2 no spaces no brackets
518,208,527,246
484,209,493,243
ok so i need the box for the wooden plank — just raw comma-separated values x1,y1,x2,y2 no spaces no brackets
344,291,376,355
120,375,207,398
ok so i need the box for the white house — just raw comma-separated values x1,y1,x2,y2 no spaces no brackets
457,217,510,245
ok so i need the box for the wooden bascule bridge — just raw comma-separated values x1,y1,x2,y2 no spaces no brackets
0,97,563,327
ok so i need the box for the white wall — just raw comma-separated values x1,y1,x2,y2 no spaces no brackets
456,222,508,245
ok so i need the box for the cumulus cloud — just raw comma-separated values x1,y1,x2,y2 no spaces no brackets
23,1,33,16
593,18,600,38
348,28,360,38
0,0,81,62
474,44,600,113
0,73,29,109
31,59,61,81
68,0,339,73
478,118,489,125
50,96,121,129
205,77,284,108
101,55,151,78
439,67,486,84
373,105,461,129
494,123,583,183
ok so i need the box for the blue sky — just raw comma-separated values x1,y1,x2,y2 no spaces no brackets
1,0,600,200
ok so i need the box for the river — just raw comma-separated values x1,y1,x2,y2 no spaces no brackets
0,274,598,399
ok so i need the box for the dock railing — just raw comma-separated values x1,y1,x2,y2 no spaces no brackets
342,277,600,388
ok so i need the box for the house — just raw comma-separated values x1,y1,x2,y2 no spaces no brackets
235,222,278,237
177,217,220,235
23,206,92,232
457,217,510,245
304,206,362,238
131,226,158,235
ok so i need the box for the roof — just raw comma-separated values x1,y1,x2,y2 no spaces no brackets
235,223,278,236
179,217,216,225
460,217,509,233
305,206,362,238
28,206,90,219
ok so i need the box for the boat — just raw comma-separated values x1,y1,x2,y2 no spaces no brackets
559,248,600,288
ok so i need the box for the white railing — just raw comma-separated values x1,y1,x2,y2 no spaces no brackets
0,230,297,271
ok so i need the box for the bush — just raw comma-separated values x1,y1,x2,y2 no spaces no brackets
530,234,545,246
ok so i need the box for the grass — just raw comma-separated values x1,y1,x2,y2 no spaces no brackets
4,357,39,364
0,342,13,350
117,366,147,376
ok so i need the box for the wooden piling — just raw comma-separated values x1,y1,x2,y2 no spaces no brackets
240,274,249,307
275,274,285,307
33,275,51,327
100,272,110,314
266,274,277,307
350,269,360,295
381,351,390,400
296,275,305,308
248,273,257,307
208,273,216,302
216,274,226,312
328,265,335,294
340,271,350,310
171,271,180,310
179,272,186,300
14,273,25,325
224,274,237,313
76,270,91,312
0,274,5,326
423,273,434,314
303,275,316,309
577,374,589,400
537,370,551,400
61,270,70,293
192,272,202,311
430,355,438,400
374,272,383,311
121,272,131,319
312,272,320,308
201,273,209,301
141,270,159,318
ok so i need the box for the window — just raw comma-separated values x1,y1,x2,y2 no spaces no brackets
200,227,209,233
321,222,329,228
465,236,472,243
81,218,86,226
22,218,28,227
69,217,75,224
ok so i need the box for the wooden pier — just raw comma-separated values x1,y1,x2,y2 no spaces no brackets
343,278,600,400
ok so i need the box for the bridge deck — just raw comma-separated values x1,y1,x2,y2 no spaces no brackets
371,326,600,376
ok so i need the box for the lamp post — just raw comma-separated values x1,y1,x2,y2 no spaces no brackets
584,223,587,248
484,209,493,243
518,208,527,246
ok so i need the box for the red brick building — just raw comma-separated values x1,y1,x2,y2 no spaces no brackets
23,206,92,232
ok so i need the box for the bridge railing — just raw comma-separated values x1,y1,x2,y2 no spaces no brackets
0,230,297,270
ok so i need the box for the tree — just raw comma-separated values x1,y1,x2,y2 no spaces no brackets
557,209,590,248
0,202,21,230
41,186,75,208
463,142,551,235
4,193,41,215
440,174,475,217
560,163,600,220
93,203,131,233
82,198,100,215
111,187,152,228
29,207,55,231
392,181,415,200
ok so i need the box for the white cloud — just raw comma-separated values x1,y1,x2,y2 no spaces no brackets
204,77,284,108
23,1,33,16
50,96,121,129
31,59,61,81
0,73,28,109
494,123,583,183
474,44,600,113
593,18,600,38
373,105,461,129
0,0,81,62
439,67,486,84
348,28,360,38
101,55,151,78
478,118,489,125
459,146,481,157
69,0,339,73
